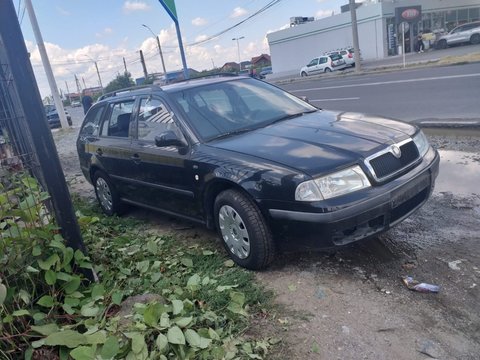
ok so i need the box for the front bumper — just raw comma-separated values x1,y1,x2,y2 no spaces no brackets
266,147,440,250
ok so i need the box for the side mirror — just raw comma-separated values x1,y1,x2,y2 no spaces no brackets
154,130,187,149
300,96,310,104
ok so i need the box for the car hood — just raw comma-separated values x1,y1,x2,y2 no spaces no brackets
208,110,416,177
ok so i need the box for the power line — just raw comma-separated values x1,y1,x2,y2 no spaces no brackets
185,0,282,47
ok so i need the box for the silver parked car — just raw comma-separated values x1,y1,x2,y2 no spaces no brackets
436,21,480,49
300,54,346,77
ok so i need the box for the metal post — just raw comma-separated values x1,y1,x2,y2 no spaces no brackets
174,21,189,80
24,0,69,128
0,0,93,280
158,0,188,80
232,37,244,70
402,22,406,68
82,77,87,89
349,0,361,72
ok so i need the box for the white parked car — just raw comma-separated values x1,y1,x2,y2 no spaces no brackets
436,21,480,49
300,54,346,77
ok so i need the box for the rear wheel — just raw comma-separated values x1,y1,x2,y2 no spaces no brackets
93,170,124,216
301,71,307,77
471,34,480,45
437,39,447,49
325,67,332,73
214,189,275,270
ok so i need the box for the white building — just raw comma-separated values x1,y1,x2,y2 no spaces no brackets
267,0,480,74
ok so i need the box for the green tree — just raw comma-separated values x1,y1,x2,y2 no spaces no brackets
104,72,135,94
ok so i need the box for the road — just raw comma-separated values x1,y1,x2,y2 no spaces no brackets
278,62,480,122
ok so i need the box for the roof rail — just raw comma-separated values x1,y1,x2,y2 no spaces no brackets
167,72,239,85
97,84,162,101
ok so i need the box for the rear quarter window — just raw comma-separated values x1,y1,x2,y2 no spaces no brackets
79,105,105,137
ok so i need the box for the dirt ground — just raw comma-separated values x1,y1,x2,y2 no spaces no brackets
54,111,480,359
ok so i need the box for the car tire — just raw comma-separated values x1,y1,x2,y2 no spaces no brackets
301,71,307,77
437,39,447,49
214,189,275,270
325,67,332,73
471,34,480,45
93,170,124,216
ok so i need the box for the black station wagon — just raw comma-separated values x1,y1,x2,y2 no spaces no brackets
77,76,439,269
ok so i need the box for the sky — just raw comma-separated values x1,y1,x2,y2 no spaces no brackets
14,0,359,98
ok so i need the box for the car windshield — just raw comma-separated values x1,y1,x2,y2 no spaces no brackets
170,78,317,141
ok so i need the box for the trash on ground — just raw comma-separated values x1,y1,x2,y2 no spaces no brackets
416,339,441,359
447,259,463,270
402,276,440,293
402,261,417,270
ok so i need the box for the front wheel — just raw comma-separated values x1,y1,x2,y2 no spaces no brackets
325,67,332,73
93,170,124,216
471,34,480,45
437,39,447,49
301,71,307,77
214,189,275,270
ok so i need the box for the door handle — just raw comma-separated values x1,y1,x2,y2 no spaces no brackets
131,154,141,164
96,148,103,156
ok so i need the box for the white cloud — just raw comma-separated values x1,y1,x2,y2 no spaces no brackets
316,9,334,19
96,27,114,38
192,17,207,26
123,1,150,13
195,34,209,43
230,7,248,18
56,7,70,16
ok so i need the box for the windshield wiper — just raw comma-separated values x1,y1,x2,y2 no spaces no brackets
268,109,318,126
209,128,254,141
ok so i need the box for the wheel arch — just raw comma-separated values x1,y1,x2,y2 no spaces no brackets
202,178,264,230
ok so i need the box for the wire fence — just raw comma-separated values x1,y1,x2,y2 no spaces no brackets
0,47,57,279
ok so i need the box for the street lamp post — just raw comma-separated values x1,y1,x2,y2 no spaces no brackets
232,36,244,70
142,24,167,75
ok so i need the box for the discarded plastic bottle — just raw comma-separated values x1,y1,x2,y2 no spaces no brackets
402,276,440,293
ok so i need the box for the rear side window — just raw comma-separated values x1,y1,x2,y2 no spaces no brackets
79,105,104,137
100,100,134,138
137,97,178,142
319,57,328,64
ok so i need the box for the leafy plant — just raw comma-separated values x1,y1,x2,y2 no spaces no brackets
0,175,275,359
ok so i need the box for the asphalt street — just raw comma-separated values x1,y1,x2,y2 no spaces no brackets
278,62,480,122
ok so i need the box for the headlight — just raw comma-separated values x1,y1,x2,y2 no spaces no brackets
295,165,371,201
413,131,429,157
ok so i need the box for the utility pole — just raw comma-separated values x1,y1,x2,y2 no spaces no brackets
93,61,103,93
82,77,87,90
65,81,71,103
139,50,148,80
349,0,362,72
74,74,81,94
142,24,167,75
123,57,128,74
24,0,69,128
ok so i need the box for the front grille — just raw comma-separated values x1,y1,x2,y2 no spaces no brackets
367,140,419,180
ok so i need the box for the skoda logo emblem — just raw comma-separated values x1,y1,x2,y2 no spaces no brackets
391,145,402,158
